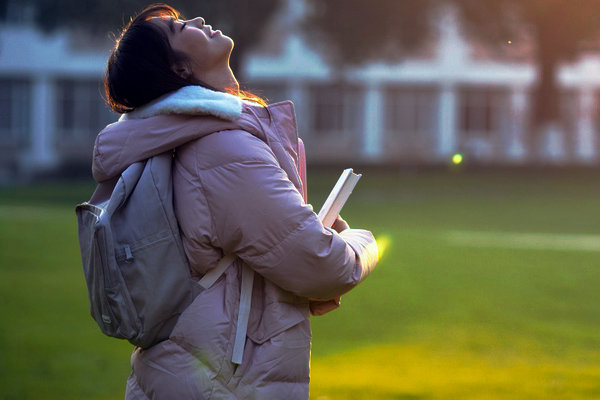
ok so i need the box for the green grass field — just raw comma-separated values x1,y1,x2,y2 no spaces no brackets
1,169,599,399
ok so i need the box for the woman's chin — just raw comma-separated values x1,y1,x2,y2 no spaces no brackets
225,38,235,53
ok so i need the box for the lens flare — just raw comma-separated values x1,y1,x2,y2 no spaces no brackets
375,235,391,260
452,153,463,165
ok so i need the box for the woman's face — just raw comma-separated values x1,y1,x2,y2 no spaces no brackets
151,16,234,79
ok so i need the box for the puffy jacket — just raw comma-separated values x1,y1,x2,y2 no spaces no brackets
92,86,379,399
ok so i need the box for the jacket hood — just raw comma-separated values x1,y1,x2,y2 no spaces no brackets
92,86,281,182
118,85,243,121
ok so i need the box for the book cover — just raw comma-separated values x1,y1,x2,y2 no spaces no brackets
317,168,362,228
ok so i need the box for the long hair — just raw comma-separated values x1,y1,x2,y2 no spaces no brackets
104,4,265,114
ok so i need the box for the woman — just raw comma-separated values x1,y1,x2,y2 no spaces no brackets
96,4,379,399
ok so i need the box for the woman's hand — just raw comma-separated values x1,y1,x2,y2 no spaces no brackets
309,297,341,316
331,215,349,233
309,216,348,315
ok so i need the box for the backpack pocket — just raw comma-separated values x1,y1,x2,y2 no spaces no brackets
76,204,140,340
114,230,196,348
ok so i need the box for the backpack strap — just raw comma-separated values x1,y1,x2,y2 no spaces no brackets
297,138,308,203
197,254,236,289
196,254,254,365
232,264,254,364
89,176,119,205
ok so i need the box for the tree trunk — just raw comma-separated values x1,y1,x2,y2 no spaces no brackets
533,57,559,128
531,23,563,161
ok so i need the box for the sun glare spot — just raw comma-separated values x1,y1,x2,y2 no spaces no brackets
452,153,463,165
375,235,391,260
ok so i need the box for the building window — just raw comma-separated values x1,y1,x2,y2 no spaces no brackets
0,78,31,146
459,87,508,135
309,83,362,135
458,87,510,160
55,79,116,142
384,86,437,135
561,90,578,134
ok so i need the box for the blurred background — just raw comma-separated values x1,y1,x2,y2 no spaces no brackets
4,0,600,176
0,0,599,399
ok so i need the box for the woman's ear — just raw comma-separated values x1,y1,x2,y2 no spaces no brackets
172,62,193,80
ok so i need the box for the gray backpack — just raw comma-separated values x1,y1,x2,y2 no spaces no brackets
75,151,254,364
76,152,234,349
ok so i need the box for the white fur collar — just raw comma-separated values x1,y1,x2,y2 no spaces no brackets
118,85,243,121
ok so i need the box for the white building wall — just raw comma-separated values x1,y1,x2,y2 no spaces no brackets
362,82,384,159
23,75,56,170
507,88,528,162
576,89,596,162
437,84,458,158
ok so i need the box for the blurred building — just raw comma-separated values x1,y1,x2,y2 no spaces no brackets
244,1,600,166
1,0,600,181
0,20,114,180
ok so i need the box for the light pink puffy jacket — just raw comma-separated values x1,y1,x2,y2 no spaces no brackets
92,89,379,399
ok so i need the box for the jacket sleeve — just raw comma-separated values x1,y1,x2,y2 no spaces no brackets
197,132,379,300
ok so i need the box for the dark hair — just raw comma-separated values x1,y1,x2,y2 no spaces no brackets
104,4,207,113
105,3,266,113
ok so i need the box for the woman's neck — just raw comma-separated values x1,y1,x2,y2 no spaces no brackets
199,65,239,93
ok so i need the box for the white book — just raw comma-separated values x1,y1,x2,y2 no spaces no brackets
317,168,362,228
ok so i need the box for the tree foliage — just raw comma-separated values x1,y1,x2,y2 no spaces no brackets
304,0,600,130
3,0,282,74
304,0,437,66
453,0,600,127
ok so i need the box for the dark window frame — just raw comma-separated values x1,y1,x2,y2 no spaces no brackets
0,78,32,146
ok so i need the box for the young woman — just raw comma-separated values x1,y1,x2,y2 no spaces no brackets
97,4,379,399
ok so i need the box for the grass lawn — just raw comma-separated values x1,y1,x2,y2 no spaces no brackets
1,169,599,399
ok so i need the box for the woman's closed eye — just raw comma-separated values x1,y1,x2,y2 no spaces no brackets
180,22,187,31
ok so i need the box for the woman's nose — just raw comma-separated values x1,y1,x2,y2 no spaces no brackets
190,17,205,28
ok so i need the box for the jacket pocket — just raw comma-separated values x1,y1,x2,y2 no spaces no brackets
246,300,307,346
231,318,312,396
228,302,311,390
